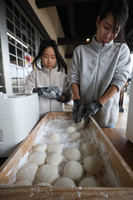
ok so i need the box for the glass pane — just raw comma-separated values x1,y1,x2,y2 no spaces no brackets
14,6,20,19
33,43,35,50
19,78,24,86
13,87,19,93
22,24,26,35
23,46,28,53
15,17,20,28
21,14,26,25
28,39,31,47
5,0,13,10
6,7,13,21
32,35,35,42
31,27,35,35
27,21,31,31
8,35,15,45
22,34,27,43
17,42,22,49
28,30,31,38
11,66,17,77
33,51,36,57
7,19,14,33
18,58,23,67
9,43,16,55
10,55,16,65
17,48,22,58
15,27,21,39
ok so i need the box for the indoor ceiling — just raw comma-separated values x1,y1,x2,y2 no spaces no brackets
35,0,133,58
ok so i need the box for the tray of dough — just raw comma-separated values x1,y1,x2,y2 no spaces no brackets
0,112,133,200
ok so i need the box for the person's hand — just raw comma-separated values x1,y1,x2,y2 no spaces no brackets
83,100,102,119
56,93,70,103
37,87,62,99
73,99,85,123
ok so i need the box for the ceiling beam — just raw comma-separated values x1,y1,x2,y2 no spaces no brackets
35,0,97,8
58,36,92,45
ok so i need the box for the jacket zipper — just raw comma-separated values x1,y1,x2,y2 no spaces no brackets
93,44,104,100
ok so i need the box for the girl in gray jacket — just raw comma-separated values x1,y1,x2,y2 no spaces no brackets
22,39,72,118
69,0,131,128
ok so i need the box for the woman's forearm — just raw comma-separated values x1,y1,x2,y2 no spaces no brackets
71,83,80,100
98,85,118,105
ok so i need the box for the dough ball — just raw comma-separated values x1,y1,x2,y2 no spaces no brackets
28,151,46,166
47,143,62,154
54,177,76,187
83,155,102,174
73,119,85,130
33,144,47,152
64,160,83,180
82,142,96,155
46,152,62,166
35,164,59,184
79,177,99,187
70,132,81,140
64,148,81,161
13,179,31,187
67,127,76,134
36,182,52,186
49,134,60,142
16,163,38,183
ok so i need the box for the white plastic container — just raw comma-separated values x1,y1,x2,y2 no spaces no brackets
0,93,39,157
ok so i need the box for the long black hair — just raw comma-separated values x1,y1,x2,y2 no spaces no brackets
32,39,61,71
99,0,129,43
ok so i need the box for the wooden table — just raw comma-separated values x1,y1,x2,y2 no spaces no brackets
102,128,133,171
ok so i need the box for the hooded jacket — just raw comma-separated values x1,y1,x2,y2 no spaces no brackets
69,36,131,127
21,67,72,118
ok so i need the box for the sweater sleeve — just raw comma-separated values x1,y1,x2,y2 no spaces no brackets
21,70,36,93
110,43,131,91
69,47,80,85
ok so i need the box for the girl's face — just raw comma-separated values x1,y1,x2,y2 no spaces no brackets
96,13,120,44
41,47,57,70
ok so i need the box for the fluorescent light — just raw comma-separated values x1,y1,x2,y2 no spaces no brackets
7,32,28,49
86,38,90,43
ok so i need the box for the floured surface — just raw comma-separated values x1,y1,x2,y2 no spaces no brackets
0,115,122,188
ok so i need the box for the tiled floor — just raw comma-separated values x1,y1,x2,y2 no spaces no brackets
65,91,130,130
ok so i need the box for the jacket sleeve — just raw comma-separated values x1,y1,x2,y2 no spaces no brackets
110,43,131,91
21,70,36,93
69,47,80,85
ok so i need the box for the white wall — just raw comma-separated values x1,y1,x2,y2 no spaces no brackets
28,0,67,63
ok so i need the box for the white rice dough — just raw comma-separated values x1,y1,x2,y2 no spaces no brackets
73,118,85,130
35,164,59,184
33,144,47,152
16,163,38,183
46,152,62,166
64,160,83,180
49,134,60,142
54,177,76,187
36,182,52,186
47,143,62,154
28,151,46,166
13,179,31,187
83,155,102,174
79,177,99,187
64,148,81,161
82,142,96,155
66,127,76,134
70,132,81,140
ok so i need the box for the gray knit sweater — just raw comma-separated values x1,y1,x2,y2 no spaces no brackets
69,36,131,127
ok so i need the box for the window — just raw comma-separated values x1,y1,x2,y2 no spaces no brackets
5,0,37,93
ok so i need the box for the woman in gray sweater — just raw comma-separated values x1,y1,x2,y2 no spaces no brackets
69,0,131,128
22,39,72,118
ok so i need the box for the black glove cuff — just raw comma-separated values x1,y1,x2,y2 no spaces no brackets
74,99,82,105
95,100,102,108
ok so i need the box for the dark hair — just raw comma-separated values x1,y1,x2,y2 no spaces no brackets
99,0,129,43
32,39,61,71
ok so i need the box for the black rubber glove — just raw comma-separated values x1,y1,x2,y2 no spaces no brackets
56,93,70,103
83,100,102,119
37,87,62,99
73,99,85,123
